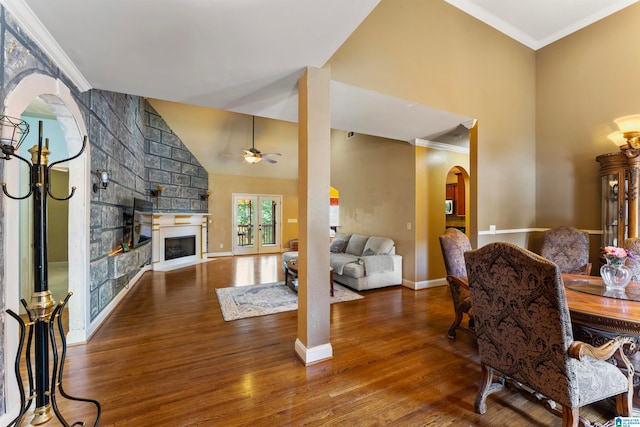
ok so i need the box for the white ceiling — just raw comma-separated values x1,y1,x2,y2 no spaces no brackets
7,0,640,173
445,0,639,50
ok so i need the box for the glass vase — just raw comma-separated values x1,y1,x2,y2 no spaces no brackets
600,255,631,289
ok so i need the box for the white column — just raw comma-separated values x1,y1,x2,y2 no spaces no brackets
294,66,332,364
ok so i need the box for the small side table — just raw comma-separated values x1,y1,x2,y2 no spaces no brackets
285,259,334,296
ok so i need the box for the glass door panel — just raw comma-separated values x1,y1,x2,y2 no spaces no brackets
233,194,281,255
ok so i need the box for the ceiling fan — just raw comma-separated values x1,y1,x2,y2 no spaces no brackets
243,116,281,164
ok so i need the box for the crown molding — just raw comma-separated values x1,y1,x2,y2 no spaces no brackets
413,138,470,154
2,0,91,92
445,0,640,51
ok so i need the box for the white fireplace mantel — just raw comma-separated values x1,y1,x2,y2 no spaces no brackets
152,212,211,271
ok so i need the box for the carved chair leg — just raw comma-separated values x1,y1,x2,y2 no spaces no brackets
448,310,463,339
561,406,579,427
474,363,503,414
616,390,632,418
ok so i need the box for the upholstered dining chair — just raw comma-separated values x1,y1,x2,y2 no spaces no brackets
540,226,592,275
464,242,634,427
438,228,473,339
624,237,640,281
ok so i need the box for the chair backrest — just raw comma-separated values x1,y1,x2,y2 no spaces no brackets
540,226,590,274
624,237,640,281
465,242,577,407
439,228,471,279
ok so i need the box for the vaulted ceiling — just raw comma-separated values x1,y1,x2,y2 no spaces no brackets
9,0,639,175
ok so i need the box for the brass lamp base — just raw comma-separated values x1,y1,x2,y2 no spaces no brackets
31,404,52,425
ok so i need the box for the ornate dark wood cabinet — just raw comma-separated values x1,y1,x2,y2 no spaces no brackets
596,150,640,247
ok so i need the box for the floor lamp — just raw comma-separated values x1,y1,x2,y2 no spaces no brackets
1,116,101,426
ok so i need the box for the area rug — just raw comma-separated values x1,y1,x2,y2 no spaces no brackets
215,281,364,321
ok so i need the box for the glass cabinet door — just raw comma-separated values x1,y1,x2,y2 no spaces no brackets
597,152,630,249
601,174,622,246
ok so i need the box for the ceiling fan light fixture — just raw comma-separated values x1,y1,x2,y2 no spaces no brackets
244,154,261,164
241,115,280,165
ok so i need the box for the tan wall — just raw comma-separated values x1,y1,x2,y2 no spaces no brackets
48,169,69,262
536,3,640,246
329,0,536,279
330,130,414,279
208,174,298,253
420,147,470,282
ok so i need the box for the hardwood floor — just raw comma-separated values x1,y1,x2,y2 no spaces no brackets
17,254,615,426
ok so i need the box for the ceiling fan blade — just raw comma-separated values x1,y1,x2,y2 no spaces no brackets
262,157,277,164
261,152,281,157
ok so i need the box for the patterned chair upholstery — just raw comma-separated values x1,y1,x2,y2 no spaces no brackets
438,228,473,338
624,237,640,281
465,242,634,426
540,226,592,275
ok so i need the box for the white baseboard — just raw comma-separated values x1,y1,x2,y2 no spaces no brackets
209,251,233,257
402,278,447,290
80,264,152,343
294,338,333,365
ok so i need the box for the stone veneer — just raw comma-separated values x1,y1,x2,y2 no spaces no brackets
89,98,208,321
146,104,209,211
0,6,208,413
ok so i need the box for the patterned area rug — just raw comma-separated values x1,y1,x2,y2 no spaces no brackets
215,281,364,321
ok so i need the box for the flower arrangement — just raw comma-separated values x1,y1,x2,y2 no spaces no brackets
602,246,636,265
603,246,630,258
601,246,635,288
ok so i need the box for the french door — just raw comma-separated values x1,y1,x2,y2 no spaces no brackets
233,194,282,255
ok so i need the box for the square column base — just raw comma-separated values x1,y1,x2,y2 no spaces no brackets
294,338,333,365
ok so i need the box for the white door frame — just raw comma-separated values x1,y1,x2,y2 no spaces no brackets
232,193,282,255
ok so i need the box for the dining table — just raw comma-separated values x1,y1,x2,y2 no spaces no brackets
563,273,640,413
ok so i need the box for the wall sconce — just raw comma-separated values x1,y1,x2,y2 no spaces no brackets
608,114,640,154
150,184,164,197
92,169,109,193
200,191,211,201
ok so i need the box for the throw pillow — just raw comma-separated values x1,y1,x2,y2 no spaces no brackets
330,239,347,253
345,234,370,256
334,233,351,244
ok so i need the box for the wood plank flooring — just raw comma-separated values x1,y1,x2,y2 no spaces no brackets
15,254,615,426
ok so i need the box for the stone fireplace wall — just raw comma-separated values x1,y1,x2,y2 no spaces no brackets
0,10,209,325
0,6,211,414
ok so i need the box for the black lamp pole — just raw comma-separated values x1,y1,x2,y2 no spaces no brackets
1,117,101,426
29,122,54,421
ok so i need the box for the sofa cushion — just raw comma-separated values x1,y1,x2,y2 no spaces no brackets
345,234,370,256
341,261,365,279
330,234,351,253
330,253,360,274
363,236,395,255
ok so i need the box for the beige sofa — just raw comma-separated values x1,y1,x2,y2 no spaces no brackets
282,233,402,291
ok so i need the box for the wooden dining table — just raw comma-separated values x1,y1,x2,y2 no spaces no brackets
563,273,640,336
563,273,640,413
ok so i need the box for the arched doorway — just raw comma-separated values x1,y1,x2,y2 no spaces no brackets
3,73,91,415
18,104,71,318
445,166,469,235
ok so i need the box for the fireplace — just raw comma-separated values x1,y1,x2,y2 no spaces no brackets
165,235,196,260
152,213,210,271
